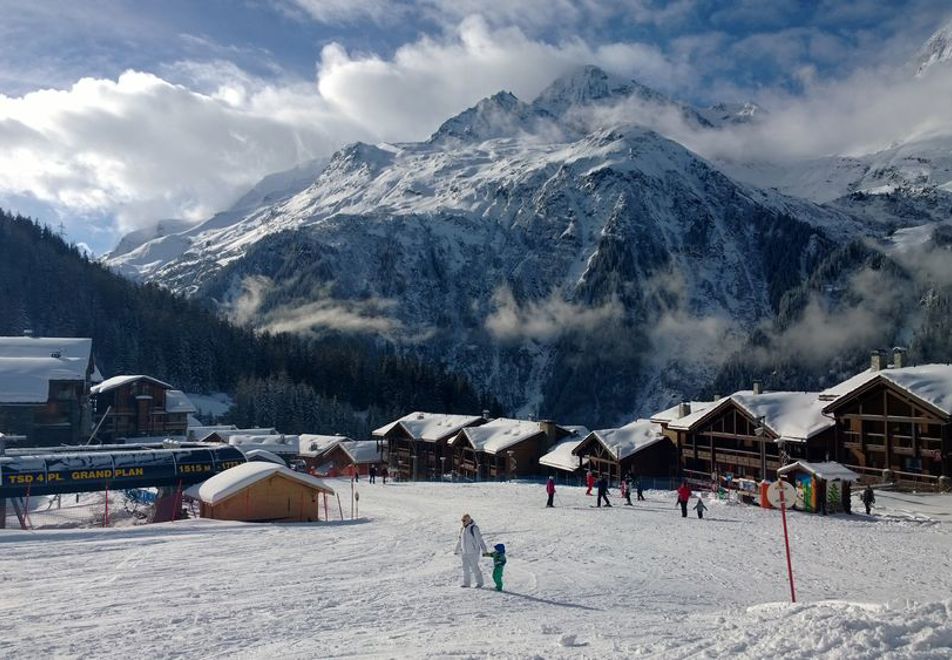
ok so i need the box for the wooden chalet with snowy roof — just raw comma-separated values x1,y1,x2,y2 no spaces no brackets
571,419,676,483
449,418,569,480
0,335,100,445
667,383,836,485
820,349,952,489
90,375,196,443
374,412,486,480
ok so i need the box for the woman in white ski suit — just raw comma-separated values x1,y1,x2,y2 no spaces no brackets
454,513,488,587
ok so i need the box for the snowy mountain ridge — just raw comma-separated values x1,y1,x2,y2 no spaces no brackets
102,65,944,424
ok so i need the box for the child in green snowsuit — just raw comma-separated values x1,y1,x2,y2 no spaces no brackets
483,543,507,591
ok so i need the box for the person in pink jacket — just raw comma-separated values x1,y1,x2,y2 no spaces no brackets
545,476,556,508
585,470,595,496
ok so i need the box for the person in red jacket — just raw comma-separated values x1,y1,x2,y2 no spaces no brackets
585,470,595,496
545,476,556,507
676,482,692,518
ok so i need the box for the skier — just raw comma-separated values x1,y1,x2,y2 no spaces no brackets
635,476,645,501
676,482,692,518
545,476,556,508
369,464,377,484
694,496,707,519
621,475,633,505
596,474,612,508
454,513,488,588
861,485,876,515
482,543,507,591
381,465,389,484
586,470,595,496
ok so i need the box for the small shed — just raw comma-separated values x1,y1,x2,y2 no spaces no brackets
777,461,860,513
184,462,335,522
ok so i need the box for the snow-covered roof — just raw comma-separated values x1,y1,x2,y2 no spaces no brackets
298,434,350,457
243,449,288,465
183,462,334,505
91,374,173,395
650,400,720,425
577,419,666,460
210,427,278,440
0,336,93,362
730,391,833,442
340,440,383,464
229,434,300,455
165,390,197,414
451,418,543,454
667,392,833,442
188,425,238,441
539,437,587,472
561,425,590,437
822,364,952,417
372,412,484,442
778,461,861,482
668,397,730,431
0,356,90,403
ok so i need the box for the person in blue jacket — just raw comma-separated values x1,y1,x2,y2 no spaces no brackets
483,543,507,591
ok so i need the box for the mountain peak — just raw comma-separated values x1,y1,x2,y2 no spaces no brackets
428,90,545,143
915,19,952,77
532,65,638,116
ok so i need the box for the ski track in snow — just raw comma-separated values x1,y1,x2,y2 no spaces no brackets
2,482,952,659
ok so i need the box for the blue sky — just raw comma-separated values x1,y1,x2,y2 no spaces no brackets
0,0,949,252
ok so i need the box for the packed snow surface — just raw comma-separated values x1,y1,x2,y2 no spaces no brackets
2,482,951,658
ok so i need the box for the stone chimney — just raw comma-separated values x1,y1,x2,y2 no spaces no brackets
892,347,906,369
713,393,721,401
482,409,492,420
752,380,762,395
538,420,558,448
870,349,885,371
677,402,692,418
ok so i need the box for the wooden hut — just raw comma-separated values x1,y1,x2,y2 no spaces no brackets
184,462,335,522
820,353,952,489
571,419,675,484
777,461,860,513
669,388,835,486
449,418,569,480
373,412,486,481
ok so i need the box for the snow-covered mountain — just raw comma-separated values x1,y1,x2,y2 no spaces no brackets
106,157,327,280
104,67,885,424
916,19,952,77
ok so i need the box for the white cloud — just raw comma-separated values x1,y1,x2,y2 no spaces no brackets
484,286,624,343
0,68,362,234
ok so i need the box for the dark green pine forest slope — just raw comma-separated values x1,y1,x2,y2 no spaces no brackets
0,210,499,436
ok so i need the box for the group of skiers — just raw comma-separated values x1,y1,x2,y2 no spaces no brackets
456,478,880,591
578,471,646,507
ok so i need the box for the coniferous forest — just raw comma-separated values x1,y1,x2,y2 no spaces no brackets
0,210,500,436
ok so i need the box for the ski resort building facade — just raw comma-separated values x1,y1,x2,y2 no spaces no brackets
90,375,196,443
820,351,952,489
665,386,836,485
374,412,486,480
571,419,677,482
0,335,99,446
449,418,571,480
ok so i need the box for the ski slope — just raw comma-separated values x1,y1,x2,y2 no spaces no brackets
2,482,951,658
